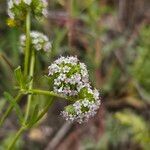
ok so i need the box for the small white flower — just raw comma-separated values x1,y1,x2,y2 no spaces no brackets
35,44,42,51
48,64,60,75
58,87,63,93
93,89,100,100
54,79,61,86
73,101,81,110
63,66,70,73
32,39,39,44
82,99,89,107
59,74,66,81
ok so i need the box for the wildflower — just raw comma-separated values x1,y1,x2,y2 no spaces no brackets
7,0,48,22
48,56,101,123
48,56,90,97
20,31,51,52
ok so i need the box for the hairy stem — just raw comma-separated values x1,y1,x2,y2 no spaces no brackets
24,10,31,76
0,93,23,127
7,126,26,150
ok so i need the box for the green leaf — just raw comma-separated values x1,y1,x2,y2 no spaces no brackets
4,92,23,122
28,104,39,127
14,66,25,89
14,66,32,90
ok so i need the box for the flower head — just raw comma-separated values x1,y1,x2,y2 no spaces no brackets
20,31,51,52
7,0,48,21
61,88,101,123
48,56,90,97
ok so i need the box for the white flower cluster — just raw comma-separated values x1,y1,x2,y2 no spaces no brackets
48,56,101,123
61,89,101,123
48,56,90,97
7,0,48,20
20,31,51,52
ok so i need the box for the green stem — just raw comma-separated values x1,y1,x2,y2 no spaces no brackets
10,10,33,147
24,49,35,123
30,89,68,100
24,10,31,76
7,126,26,150
0,93,23,127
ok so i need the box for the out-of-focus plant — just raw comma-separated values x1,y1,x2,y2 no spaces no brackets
115,110,150,150
82,111,150,150
82,114,129,150
132,25,150,96
0,0,101,149
0,132,24,150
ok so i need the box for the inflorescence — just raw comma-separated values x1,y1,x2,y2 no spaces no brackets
48,56,101,123
48,56,90,97
7,0,48,21
20,31,51,52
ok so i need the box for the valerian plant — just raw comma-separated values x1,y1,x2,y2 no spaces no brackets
0,0,101,149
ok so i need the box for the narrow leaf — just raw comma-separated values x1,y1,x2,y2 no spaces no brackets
14,66,24,88
4,92,23,122
28,104,39,127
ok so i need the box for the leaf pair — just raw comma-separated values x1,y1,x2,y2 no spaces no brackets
14,66,32,90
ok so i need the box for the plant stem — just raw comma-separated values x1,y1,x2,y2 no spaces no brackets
30,89,68,99
7,126,26,150
24,49,35,123
0,93,23,127
24,10,31,76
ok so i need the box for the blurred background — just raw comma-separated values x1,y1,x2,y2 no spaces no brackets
0,0,150,150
